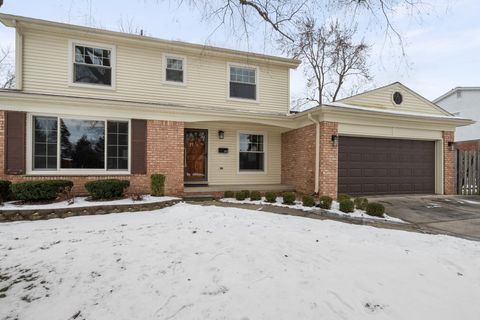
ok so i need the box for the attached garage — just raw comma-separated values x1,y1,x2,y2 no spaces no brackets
338,136,435,195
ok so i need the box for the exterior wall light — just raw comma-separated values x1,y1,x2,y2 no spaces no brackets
448,141,455,151
331,134,338,147
218,130,225,139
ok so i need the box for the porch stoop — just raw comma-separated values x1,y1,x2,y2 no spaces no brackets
183,184,296,201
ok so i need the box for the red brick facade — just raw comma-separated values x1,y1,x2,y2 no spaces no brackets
0,111,185,196
281,121,339,198
318,122,338,199
455,139,480,151
281,124,316,194
443,131,456,195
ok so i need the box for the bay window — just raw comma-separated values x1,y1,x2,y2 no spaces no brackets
31,115,129,172
239,133,265,171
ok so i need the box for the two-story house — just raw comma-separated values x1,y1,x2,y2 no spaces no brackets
0,14,474,198
434,87,480,150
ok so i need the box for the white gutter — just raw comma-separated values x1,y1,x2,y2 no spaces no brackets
308,113,320,194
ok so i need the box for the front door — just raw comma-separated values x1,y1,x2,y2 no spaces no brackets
184,129,208,182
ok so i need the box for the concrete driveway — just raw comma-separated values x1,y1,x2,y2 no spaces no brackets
371,195,480,241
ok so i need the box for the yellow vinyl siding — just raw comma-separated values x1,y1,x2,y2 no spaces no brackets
22,29,290,115
340,83,448,116
187,122,282,185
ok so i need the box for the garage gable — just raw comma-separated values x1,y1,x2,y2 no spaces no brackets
339,82,451,116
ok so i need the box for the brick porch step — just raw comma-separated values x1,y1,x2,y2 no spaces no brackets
183,194,216,202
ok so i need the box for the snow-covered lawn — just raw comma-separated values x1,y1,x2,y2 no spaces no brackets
220,196,404,223
1,195,179,210
1,203,479,320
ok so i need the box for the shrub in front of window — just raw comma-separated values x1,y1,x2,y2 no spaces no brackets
250,191,261,201
319,196,333,209
151,174,166,196
224,191,234,198
366,203,386,217
282,192,296,205
339,199,355,213
11,180,73,202
337,194,351,202
0,180,12,203
354,197,369,210
235,191,246,201
85,179,130,200
302,195,315,207
241,190,251,199
265,192,276,203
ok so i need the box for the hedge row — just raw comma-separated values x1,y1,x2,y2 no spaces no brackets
0,174,167,203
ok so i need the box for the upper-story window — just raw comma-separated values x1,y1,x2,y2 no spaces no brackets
229,65,257,100
164,54,186,84
70,41,115,88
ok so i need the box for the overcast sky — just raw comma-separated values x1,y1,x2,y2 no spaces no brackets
0,0,479,102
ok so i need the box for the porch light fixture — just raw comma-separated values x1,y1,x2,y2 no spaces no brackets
448,141,455,151
218,130,225,139
331,134,339,147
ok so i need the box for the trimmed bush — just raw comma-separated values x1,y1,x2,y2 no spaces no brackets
151,174,166,196
354,197,369,210
224,191,234,198
319,196,333,209
85,179,130,200
250,191,262,201
366,202,385,217
241,190,251,199
235,191,246,201
339,199,354,213
282,192,296,205
337,194,351,202
302,195,315,207
265,192,277,203
0,180,11,203
11,180,73,202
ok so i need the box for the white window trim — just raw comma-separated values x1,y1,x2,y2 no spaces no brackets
26,113,131,176
236,130,267,174
162,53,187,86
68,39,117,90
227,62,260,103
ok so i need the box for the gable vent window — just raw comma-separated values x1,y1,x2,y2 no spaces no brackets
74,45,112,86
165,57,184,83
230,66,257,100
393,91,403,105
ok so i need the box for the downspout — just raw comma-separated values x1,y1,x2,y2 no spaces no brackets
308,113,320,194
13,19,24,90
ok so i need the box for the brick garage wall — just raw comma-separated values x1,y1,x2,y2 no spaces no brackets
0,111,184,196
318,122,338,199
455,139,480,151
281,124,315,194
443,131,455,195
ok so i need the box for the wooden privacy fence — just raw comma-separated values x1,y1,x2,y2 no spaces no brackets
457,150,480,195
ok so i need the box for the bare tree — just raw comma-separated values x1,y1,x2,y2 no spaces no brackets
282,18,370,107
176,0,424,45
117,16,148,36
0,46,15,89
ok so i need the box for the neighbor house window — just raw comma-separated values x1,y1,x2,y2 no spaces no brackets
31,116,129,172
165,56,184,83
73,44,113,86
239,133,264,171
229,65,257,100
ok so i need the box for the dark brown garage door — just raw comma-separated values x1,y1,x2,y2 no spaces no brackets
338,136,435,195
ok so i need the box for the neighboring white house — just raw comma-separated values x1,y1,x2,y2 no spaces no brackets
434,87,480,141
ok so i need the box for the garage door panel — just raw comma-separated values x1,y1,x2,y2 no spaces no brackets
338,136,435,195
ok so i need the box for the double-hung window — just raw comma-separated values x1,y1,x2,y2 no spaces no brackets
164,55,185,83
31,116,129,172
72,43,113,86
229,65,257,100
239,133,265,171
